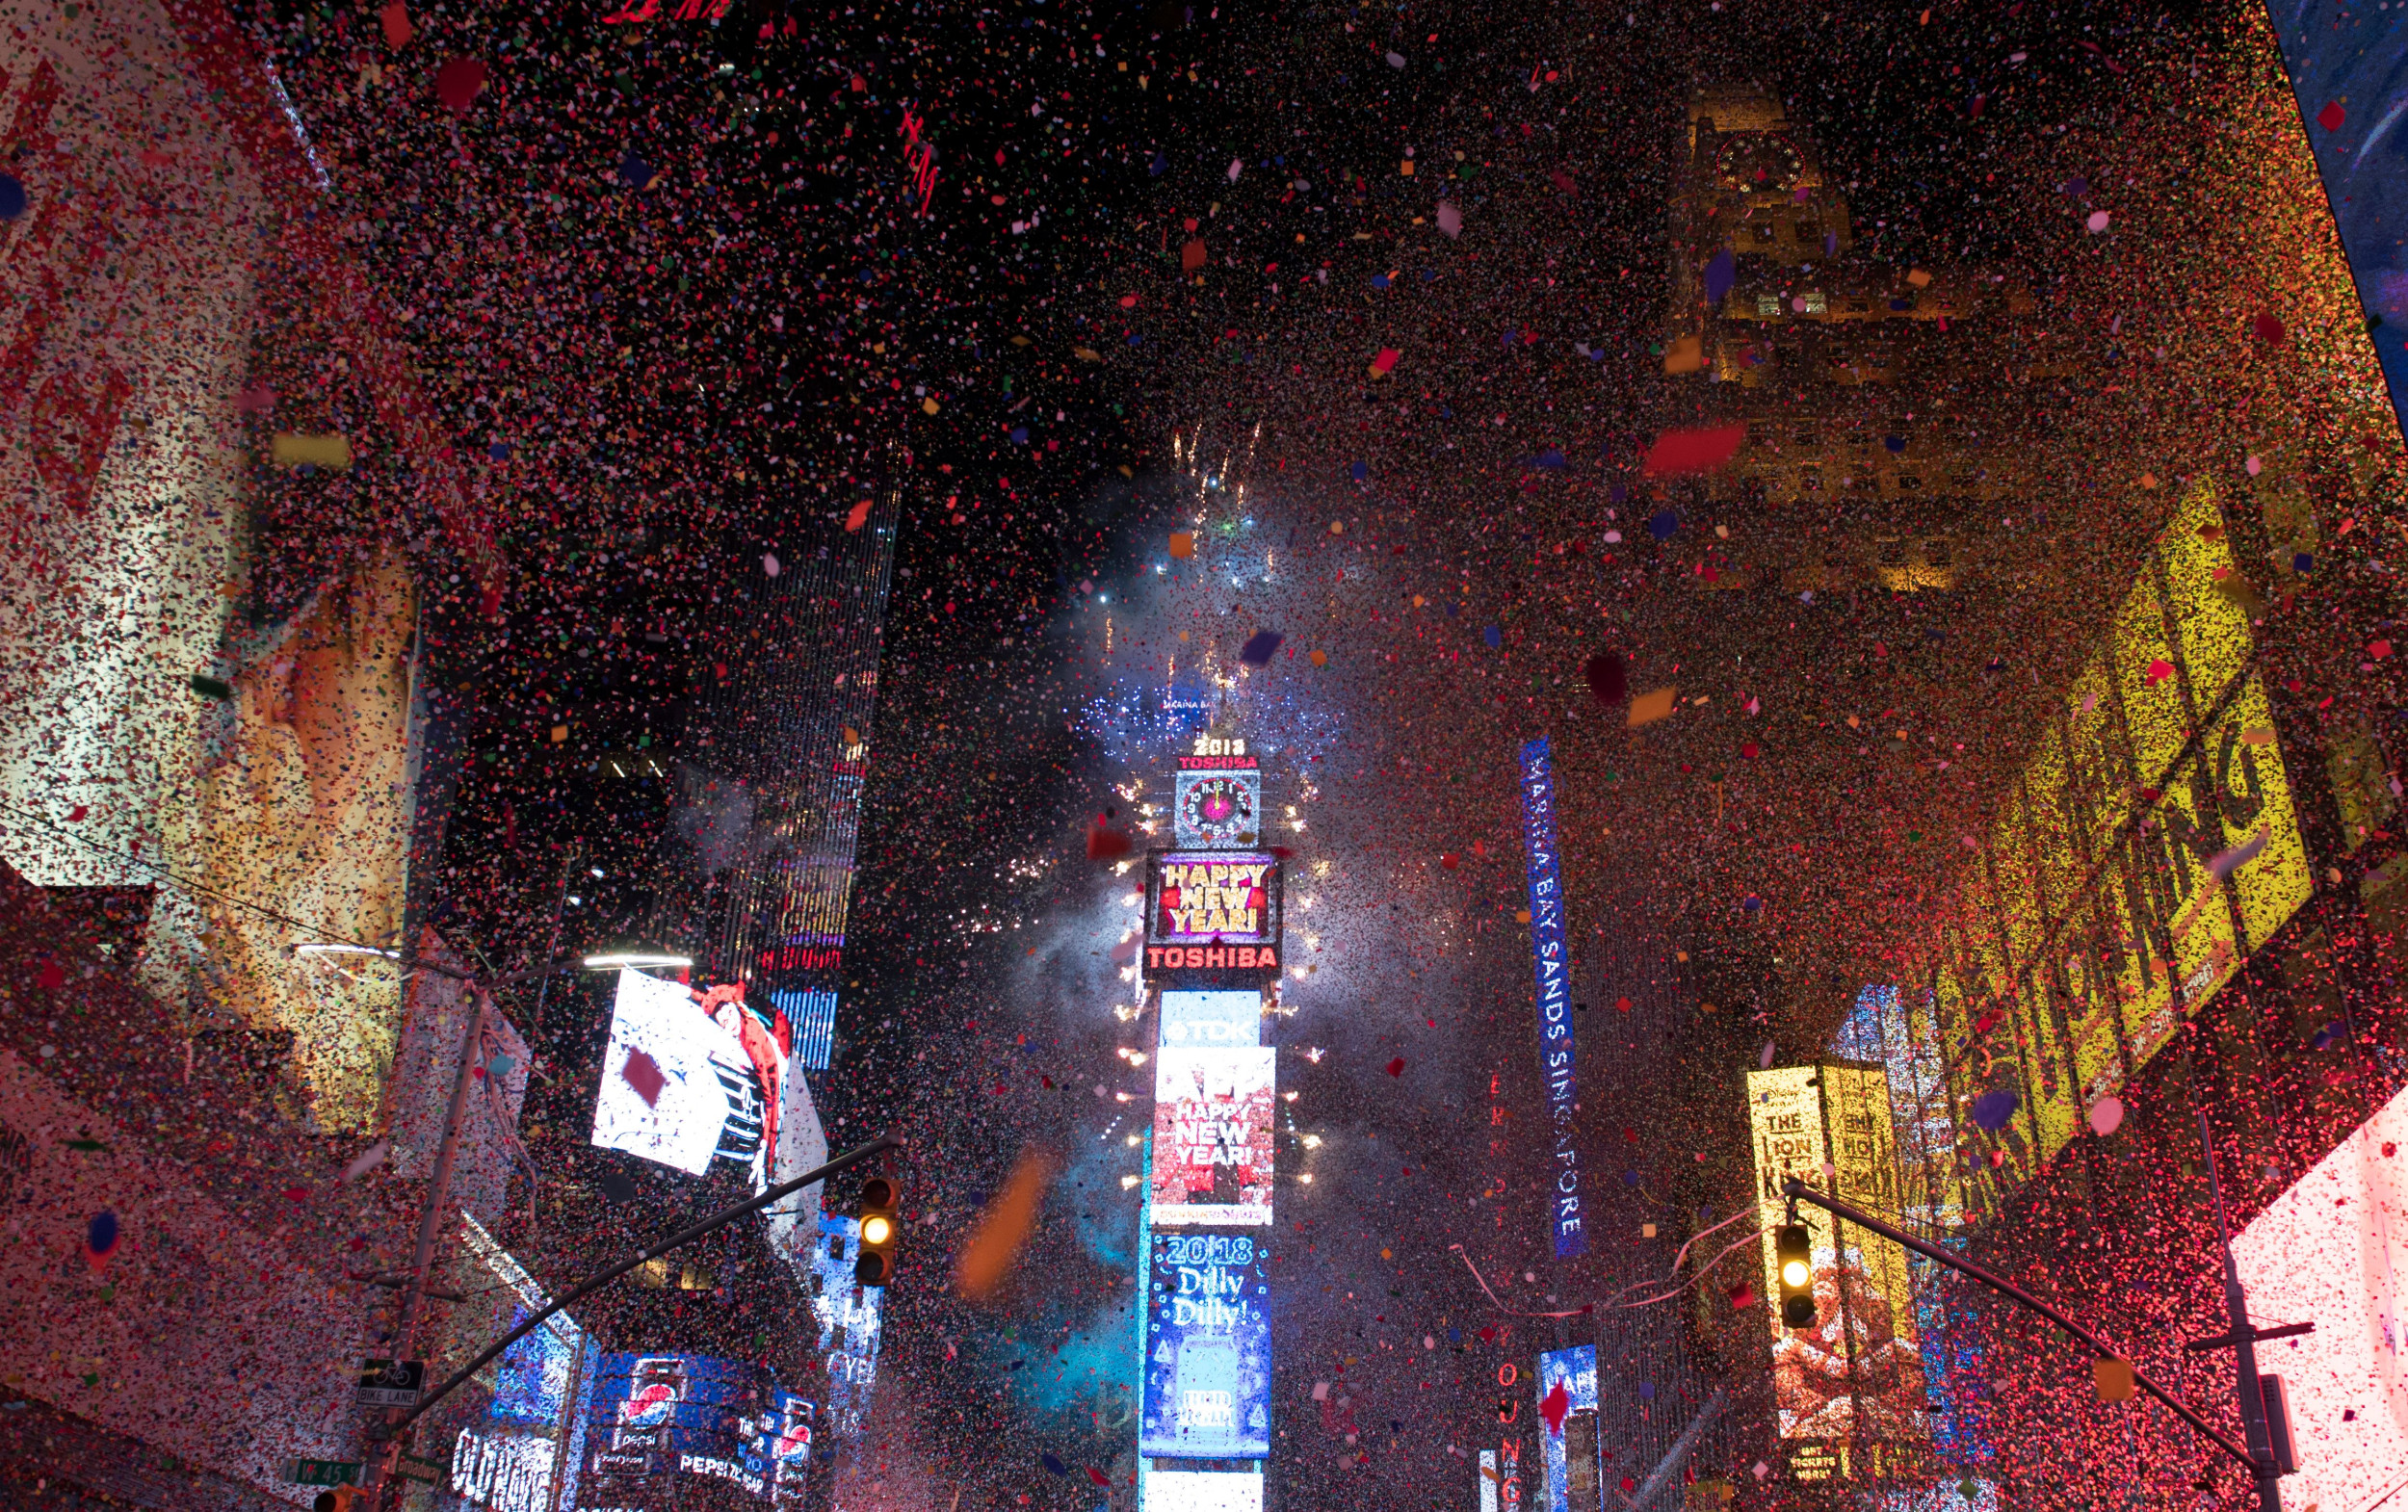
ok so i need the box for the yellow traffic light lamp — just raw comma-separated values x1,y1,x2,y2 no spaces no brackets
1776,1224,1816,1328
855,1175,900,1287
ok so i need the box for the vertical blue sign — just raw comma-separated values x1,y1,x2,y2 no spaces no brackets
1518,737,1585,1259
2262,0,2408,438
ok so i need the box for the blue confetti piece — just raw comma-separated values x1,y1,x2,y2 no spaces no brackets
1647,509,1680,541
1482,625,1503,649
1534,448,1565,469
1704,248,1736,304
1010,428,1030,444
1971,1089,2019,1132
615,152,653,190
0,173,24,221
487,441,513,461
88,1211,118,1258
1884,435,1906,454
2293,552,2315,573
1241,630,1284,665
1041,1452,1068,1476
1372,274,1392,289
1348,460,1368,482
1741,895,1762,913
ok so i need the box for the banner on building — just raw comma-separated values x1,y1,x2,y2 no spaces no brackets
1518,737,1586,1259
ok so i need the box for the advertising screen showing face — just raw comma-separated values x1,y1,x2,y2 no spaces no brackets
1140,1232,1273,1459
589,970,801,1193
1150,1047,1276,1227
2233,1080,2408,1512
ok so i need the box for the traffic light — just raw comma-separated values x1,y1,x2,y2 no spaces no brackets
313,1489,365,1512
1775,1224,1816,1328
854,1175,900,1287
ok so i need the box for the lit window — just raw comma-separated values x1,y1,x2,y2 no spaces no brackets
1756,294,1782,318
1800,290,1828,315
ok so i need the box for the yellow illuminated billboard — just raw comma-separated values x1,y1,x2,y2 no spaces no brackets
1747,1066,1930,1446
1918,478,2312,1188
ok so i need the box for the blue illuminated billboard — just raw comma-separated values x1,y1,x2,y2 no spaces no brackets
1517,737,1586,1259
1140,1231,1271,1459
582,1353,777,1502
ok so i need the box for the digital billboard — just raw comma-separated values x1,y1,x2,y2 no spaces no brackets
582,1353,779,1502
1480,1439,1527,1512
1148,854,1281,946
1918,480,2312,1209
1141,1232,1273,1459
768,1390,816,1505
1536,1345,1600,1512
1160,990,1263,1050
448,1214,589,1512
808,1212,886,1438
1147,1469,1266,1512
1518,737,1587,1259
1174,760,1263,848
1150,1047,1276,1227
590,971,817,1199
591,969,750,1178
1747,1067,1929,1446
2231,1079,2408,1512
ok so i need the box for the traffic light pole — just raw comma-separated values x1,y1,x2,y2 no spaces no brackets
1778,1180,2260,1478
361,1131,903,1505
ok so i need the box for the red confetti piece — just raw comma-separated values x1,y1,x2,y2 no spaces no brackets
620,1048,667,1108
433,58,488,117
2316,100,2345,131
1640,424,1747,477
1385,1057,1405,1078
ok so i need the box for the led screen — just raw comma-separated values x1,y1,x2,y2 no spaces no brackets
1147,854,1281,948
1159,990,1262,1050
2232,1079,2408,1512
1536,1345,1599,1512
809,1213,885,1438
582,1353,778,1502
590,969,747,1178
1140,1232,1272,1459
1146,1469,1265,1512
1150,1047,1276,1227
1748,1066,1929,1444
768,1390,815,1505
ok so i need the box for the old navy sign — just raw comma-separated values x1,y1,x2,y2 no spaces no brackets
1518,737,1584,1258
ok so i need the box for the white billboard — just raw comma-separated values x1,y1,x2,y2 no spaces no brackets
1160,990,1262,1049
2233,1079,2408,1511
1147,1469,1265,1512
1150,1047,1275,1227
590,969,749,1178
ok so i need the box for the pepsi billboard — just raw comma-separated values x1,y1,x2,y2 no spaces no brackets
582,1353,779,1504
